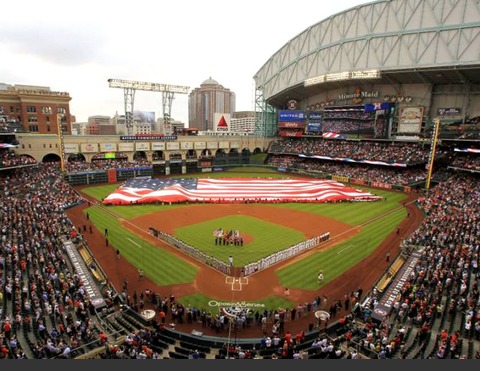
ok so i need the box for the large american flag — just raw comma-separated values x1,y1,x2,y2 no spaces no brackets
102,177,381,205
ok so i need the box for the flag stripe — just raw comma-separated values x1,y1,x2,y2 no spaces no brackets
102,178,381,205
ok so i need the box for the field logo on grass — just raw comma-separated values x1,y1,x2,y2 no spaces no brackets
208,300,265,318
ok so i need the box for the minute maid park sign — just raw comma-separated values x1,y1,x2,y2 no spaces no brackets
338,88,379,103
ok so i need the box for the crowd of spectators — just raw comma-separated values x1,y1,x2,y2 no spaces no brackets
0,150,36,168
0,162,114,359
63,158,151,173
0,117,24,133
269,138,442,165
268,155,428,186
449,153,480,171
322,121,375,134
342,173,480,359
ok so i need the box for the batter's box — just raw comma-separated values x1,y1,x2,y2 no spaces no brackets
231,280,242,291
225,276,248,291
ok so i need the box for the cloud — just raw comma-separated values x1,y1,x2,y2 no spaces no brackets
0,27,108,66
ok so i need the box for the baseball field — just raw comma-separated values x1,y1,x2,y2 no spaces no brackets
66,166,421,337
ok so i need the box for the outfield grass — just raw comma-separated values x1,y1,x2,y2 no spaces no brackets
80,169,410,303
86,206,198,286
276,204,406,290
275,188,405,225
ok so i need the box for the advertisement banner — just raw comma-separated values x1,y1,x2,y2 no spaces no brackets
370,182,392,190
308,111,323,121
280,131,303,137
180,141,194,150
437,107,461,116
152,142,166,151
214,113,231,132
194,142,206,149
332,175,349,183
135,142,150,151
278,122,306,129
120,135,176,141
398,107,424,133
350,178,366,186
80,143,99,153
278,110,305,122
166,142,180,150
118,142,134,152
100,143,117,152
307,123,322,132
64,143,79,153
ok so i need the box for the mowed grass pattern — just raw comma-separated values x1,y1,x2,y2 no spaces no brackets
277,204,407,290
86,206,198,286
174,215,305,266
274,188,405,225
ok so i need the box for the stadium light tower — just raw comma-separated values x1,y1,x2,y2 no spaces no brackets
108,78,189,135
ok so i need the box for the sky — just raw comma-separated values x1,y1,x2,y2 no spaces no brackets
1,0,369,125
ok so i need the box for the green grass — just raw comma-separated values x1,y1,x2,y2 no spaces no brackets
177,292,296,316
277,204,406,290
86,206,198,286
175,215,305,266
274,188,406,225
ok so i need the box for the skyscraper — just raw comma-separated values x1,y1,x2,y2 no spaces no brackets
188,77,235,131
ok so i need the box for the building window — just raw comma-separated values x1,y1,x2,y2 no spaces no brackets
28,144,31,149
26,106,37,113
28,116,38,122
29,125,39,132
58,107,66,114
42,106,53,114
0,106,3,114
47,125,51,132
46,116,50,123
10,106,14,113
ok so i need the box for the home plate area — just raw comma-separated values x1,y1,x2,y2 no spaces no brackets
225,276,249,291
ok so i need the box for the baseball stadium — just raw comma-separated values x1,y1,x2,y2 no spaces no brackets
1,0,480,361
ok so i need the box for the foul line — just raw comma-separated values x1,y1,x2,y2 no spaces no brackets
337,245,355,254
127,238,141,248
